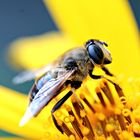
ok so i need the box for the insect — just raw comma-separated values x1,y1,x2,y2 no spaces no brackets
14,39,113,133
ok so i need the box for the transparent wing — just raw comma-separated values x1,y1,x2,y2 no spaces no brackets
12,64,53,84
19,69,75,126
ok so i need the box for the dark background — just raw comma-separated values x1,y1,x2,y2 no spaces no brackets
0,0,58,93
0,0,139,137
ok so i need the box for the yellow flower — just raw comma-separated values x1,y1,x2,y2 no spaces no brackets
1,0,140,140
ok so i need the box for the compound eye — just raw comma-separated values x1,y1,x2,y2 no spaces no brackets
87,44,104,64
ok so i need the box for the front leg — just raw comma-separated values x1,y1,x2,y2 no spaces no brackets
89,70,103,80
101,66,114,76
89,65,114,80
89,70,116,86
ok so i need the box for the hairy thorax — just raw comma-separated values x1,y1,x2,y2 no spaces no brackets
60,47,94,82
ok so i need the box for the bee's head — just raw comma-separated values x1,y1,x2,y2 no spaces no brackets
85,39,112,65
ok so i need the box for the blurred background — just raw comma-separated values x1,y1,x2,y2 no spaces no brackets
0,0,58,94
0,0,140,138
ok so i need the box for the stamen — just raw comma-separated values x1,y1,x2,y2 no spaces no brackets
65,105,80,127
133,123,140,137
106,124,120,140
55,110,63,118
80,110,95,140
122,109,132,124
97,113,109,137
65,105,83,139
82,126,90,136
119,96,127,106
114,83,124,97
71,96,95,139
95,87,106,107
80,93,96,113
115,108,126,131
71,96,83,119
57,119,75,138
64,116,72,123
100,80,115,105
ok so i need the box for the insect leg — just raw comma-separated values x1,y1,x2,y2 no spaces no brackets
51,90,73,133
89,70,116,86
51,81,82,133
101,66,114,76
89,70,103,79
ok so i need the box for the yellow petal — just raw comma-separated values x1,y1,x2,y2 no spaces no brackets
0,138,25,140
8,32,75,69
0,86,71,139
0,86,44,139
45,0,140,78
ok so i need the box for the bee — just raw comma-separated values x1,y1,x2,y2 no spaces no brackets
14,39,113,133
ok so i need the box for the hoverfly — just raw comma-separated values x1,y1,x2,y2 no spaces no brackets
14,39,113,133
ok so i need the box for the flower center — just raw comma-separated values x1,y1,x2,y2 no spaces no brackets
44,78,140,140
